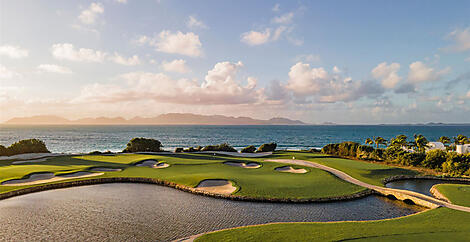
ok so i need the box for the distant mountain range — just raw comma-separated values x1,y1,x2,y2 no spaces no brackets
3,114,307,125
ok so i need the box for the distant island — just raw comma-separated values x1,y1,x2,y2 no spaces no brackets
3,113,307,125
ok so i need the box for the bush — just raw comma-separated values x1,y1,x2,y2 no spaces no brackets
195,146,203,151
241,145,256,153
356,145,375,160
422,150,447,169
309,148,321,153
442,152,470,176
7,139,50,155
201,143,237,152
398,152,425,166
384,145,407,162
257,143,277,152
175,147,183,153
372,148,386,161
123,138,163,153
184,147,196,152
0,145,9,156
321,143,339,155
338,142,360,157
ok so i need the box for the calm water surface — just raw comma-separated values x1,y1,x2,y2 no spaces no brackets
0,125,469,153
386,179,470,196
0,183,423,241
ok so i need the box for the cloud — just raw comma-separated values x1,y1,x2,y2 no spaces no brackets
241,29,271,46
116,0,127,3
37,64,73,74
187,16,208,29
78,2,104,25
286,62,384,103
75,61,260,105
443,27,470,52
51,43,107,62
0,45,29,59
161,59,189,73
272,3,280,12
272,12,294,24
408,61,450,83
394,83,416,94
371,62,402,89
109,52,140,66
445,71,470,90
295,54,321,63
141,31,203,57
0,65,21,79
265,79,289,102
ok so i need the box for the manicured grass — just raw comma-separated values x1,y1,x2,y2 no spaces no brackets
0,152,365,200
261,151,419,186
434,184,470,207
196,208,470,241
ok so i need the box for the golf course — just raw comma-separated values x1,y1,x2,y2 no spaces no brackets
1,150,469,241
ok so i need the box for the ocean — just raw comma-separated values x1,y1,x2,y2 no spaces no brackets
0,125,469,153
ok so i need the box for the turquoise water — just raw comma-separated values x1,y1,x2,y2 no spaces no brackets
0,125,469,153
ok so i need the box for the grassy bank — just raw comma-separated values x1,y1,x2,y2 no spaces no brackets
196,208,470,241
434,184,470,207
0,152,367,200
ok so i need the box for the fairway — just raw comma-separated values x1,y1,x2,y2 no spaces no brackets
434,184,470,207
0,152,367,200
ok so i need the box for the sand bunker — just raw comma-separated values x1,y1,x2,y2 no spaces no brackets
224,161,261,169
1,171,103,186
135,160,170,168
195,179,237,195
89,167,122,172
275,166,308,174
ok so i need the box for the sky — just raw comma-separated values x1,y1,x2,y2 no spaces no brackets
0,0,469,124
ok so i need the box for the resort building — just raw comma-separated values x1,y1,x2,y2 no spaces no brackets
426,142,446,152
456,144,470,154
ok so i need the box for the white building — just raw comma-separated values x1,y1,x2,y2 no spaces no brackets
426,142,446,152
456,144,470,154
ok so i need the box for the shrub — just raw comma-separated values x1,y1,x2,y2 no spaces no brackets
372,148,386,161
321,143,339,155
398,152,425,166
422,150,447,169
0,145,9,156
257,143,277,152
7,139,50,155
184,147,196,152
175,147,183,153
123,138,163,153
442,152,470,176
338,142,360,157
384,145,406,162
356,145,375,160
241,145,256,153
201,143,237,152
195,146,203,151
309,148,321,153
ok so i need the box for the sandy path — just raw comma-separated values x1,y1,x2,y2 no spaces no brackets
266,159,470,213
275,166,307,174
195,179,236,195
224,161,261,169
1,172,103,186
12,157,50,164
89,167,122,172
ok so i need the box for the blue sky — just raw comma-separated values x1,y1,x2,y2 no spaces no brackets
0,0,469,123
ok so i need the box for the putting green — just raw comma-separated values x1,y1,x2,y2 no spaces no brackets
434,184,470,207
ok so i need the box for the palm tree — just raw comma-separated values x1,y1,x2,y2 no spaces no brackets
439,136,451,147
413,134,429,153
453,135,469,145
365,138,374,146
373,136,387,148
390,134,407,147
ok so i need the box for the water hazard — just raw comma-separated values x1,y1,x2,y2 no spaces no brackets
0,183,423,241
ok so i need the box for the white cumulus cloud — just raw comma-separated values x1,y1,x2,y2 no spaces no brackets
272,12,294,24
78,2,104,25
161,59,189,73
0,65,21,79
149,31,203,57
408,61,450,83
37,64,73,74
444,27,470,52
51,43,107,62
241,29,271,46
371,62,402,89
109,52,141,66
0,45,29,59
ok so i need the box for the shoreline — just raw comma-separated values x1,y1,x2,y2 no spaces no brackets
383,175,470,185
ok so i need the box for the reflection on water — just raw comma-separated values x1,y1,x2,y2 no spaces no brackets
385,179,470,196
0,183,423,241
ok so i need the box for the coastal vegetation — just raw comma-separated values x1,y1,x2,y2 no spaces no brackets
321,134,470,176
201,143,237,152
257,143,277,152
0,139,49,156
241,145,256,153
122,137,163,152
